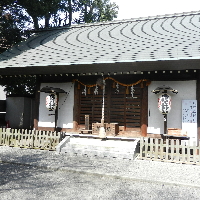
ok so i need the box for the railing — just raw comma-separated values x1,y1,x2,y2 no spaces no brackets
140,137,200,165
0,128,63,151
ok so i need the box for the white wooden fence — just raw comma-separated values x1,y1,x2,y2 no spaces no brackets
140,137,200,165
0,128,63,150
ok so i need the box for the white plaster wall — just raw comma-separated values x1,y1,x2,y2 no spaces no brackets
148,80,196,134
0,86,6,100
38,82,74,129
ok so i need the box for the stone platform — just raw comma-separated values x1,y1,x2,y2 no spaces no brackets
56,133,140,160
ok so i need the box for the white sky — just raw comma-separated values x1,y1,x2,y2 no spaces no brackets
111,0,200,20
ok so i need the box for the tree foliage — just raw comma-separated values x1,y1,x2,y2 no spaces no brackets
0,0,118,95
0,76,36,96
16,0,67,29
0,1,29,53
76,0,118,23
2,0,118,30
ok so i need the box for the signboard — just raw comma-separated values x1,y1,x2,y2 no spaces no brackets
182,100,197,144
158,93,171,114
182,100,197,123
46,93,57,111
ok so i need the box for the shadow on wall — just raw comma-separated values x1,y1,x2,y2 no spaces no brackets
6,97,33,129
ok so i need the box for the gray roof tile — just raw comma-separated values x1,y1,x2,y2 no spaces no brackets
1,11,200,73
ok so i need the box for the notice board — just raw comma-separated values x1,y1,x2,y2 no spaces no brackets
182,100,197,144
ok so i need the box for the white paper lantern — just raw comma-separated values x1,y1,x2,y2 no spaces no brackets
158,93,171,114
46,93,57,111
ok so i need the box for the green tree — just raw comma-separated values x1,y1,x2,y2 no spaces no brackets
0,14,21,53
0,76,36,96
1,0,118,29
0,1,29,53
0,0,118,95
76,0,118,23
16,0,69,29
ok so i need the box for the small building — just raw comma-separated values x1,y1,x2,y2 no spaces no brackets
0,11,200,143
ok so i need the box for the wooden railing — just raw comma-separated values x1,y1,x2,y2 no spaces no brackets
140,137,200,165
0,128,63,150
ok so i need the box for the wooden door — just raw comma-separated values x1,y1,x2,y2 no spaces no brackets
78,80,141,129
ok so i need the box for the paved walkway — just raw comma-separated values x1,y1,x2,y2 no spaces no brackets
0,146,200,188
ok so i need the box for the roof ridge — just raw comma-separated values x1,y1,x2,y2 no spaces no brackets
29,10,200,32
66,10,200,28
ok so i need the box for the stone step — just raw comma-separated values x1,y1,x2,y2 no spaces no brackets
61,146,136,159
63,143,135,153
58,137,140,160
66,140,136,152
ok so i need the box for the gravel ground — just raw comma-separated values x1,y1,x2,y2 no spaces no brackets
0,163,200,200
0,146,200,199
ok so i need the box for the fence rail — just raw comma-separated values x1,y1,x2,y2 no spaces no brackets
140,137,200,165
0,128,63,150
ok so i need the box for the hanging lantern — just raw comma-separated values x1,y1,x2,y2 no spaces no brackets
46,93,57,111
158,93,171,114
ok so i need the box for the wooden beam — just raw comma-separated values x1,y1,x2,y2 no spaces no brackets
140,85,148,137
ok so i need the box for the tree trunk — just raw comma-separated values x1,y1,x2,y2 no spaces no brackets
68,0,72,26
84,3,88,22
45,13,51,28
32,16,39,30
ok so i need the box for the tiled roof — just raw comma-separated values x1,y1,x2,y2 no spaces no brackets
1,11,200,74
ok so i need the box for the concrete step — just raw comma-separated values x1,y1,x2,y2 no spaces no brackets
68,139,136,152
58,136,140,160
61,147,136,159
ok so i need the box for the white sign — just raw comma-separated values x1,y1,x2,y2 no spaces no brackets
182,100,197,144
182,100,197,123
46,93,57,111
158,93,171,114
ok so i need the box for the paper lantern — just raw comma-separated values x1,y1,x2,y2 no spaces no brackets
158,93,171,114
46,93,57,111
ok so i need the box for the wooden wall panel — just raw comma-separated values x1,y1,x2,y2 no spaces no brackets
79,80,142,129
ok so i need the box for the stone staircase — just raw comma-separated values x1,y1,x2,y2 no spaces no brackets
56,134,140,160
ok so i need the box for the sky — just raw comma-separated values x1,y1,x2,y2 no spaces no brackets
111,0,200,20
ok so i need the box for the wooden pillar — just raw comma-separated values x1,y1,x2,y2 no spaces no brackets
140,85,148,137
33,76,40,130
85,115,89,130
196,70,200,144
106,79,111,124
55,93,59,131
164,114,167,135
73,82,80,131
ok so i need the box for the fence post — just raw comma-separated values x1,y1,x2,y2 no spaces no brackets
13,129,17,147
160,138,163,160
165,139,169,161
187,140,190,163
5,128,11,146
155,138,158,160
175,139,180,163
9,129,13,146
149,138,153,159
144,138,148,159
193,141,197,163
140,137,144,158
